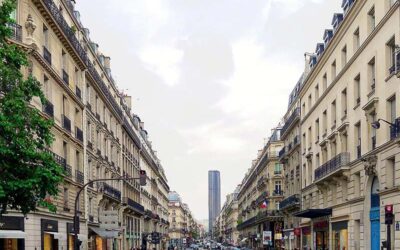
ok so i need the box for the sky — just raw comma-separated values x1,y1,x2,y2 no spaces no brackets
76,0,341,220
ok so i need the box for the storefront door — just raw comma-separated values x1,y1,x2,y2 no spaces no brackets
315,231,328,250
370,177,380,250
0,216,25,250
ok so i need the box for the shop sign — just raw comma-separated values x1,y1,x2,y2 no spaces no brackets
0,216,24,230
262,231,272,245
41,219,58,232
99,210,119,230
313,220,328,229
294,228,301,236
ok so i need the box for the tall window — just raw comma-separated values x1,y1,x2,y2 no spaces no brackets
354,74,361,105
63,187,68,208
388,96,396,139
331,60,337,80
371,113,377,150
341,88,347,118
63,141,68,162
322,73,328,91
43,75,51,101
308,94,312,110
275,181,281,192
76,151,80,171
341,45,347,66
368,57,376,91
331,100,337,129
368,6,375,33
355,123,361,158
387,37,396,74
353,27,360,51
43,25,49,48
323,110,327,136
315,84,319,100
315,119,320,141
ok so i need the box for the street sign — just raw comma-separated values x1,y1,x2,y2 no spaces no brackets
99,210,119,230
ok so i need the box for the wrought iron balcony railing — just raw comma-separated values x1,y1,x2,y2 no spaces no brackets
280,194,300,211
272,190,283,196
281,108,300,137
123,197,145,214
75,170,84,184
314,152,350,181
102,183,121,201
7,22,22,41
278,147,285,158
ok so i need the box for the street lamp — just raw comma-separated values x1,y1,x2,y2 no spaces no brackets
371,119,398,130
73,172,147,250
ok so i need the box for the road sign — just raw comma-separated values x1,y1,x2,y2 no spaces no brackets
99,210,119,230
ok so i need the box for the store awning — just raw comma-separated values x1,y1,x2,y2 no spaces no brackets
45,232,67,241
294,209,332,218
89,227,119,239
0,230,26,239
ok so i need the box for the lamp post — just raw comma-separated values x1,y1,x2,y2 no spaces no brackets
73,172,147,250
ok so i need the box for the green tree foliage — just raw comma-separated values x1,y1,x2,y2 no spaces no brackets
0,0,63,215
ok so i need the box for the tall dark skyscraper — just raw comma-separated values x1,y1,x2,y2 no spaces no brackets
208,170,221,234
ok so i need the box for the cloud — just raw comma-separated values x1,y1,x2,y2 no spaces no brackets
139,45,184,86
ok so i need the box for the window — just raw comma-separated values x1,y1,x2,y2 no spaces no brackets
323,110,327,136
368,57,376,91
341,133,348,153
63,187,69,208
87,121,91,142
387,37,397,74
341,45,347,66
276,201,280,210
308,94,312,109
353,27,360,51
355,122,361,158
308,126,312,149
275,181,282,192
322,73,328,91
316,153,320,168
88,197,92,214
388,96,397,139
43,25,49,48
341,88,347,118
354,74,361,106
315,84,319,100
43,75,51,100
386,158,395,188
331,60,337,80
274,163,282,174
63,141,68,162
76,151,80,171
331,100,337,129
302,102,306,115
331,140,337,157
315,119,320,142
371,113,377,150
368,6,375,33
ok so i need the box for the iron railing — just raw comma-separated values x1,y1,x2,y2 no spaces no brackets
280,194,300,210
273,190,283,196
315,152,350,181
123,197,145,214
102,183,121,201
75,170,84,184
278,147,286,158
281,108,300,136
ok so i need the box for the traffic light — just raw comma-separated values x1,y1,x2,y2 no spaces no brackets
385,204,394,225
139,170,147,186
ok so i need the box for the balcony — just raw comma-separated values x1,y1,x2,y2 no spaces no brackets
278,147,286,159
65,164,72,177
274,170,282,175
43,46,52,65
281,108,300,138
62,115,71,133
75,170,84,184
75,127,83,142
76,86,82,99
44,148,66,167
43,100,54,117
7,22,22,42
390,118,400,140
272,190,283,196
123,197,145,215
314,152,350,182
280,194,300,211
102,183,121,201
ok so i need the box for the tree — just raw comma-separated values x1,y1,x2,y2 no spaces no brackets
0,0,64,215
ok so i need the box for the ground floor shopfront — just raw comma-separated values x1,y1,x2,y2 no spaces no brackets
238,218,284,249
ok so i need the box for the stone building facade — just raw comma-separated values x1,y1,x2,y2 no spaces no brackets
1,1,170,250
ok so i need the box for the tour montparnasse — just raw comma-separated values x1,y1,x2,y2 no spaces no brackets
1,0,400,250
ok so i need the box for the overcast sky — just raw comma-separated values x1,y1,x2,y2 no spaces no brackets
76,0,341,221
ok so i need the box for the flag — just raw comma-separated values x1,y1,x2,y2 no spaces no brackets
260,201,268,209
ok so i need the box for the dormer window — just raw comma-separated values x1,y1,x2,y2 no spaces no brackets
332,13,344,32
342,0,354,15
323,30,333,46
309,56,317,68
316,43,325,57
